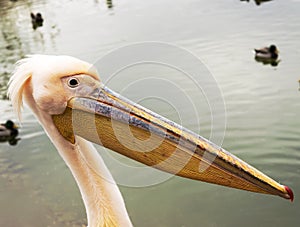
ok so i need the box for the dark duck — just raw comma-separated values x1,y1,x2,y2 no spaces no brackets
254,44,280,66
0,120,20,145
30,12,44,29
254,44,279,59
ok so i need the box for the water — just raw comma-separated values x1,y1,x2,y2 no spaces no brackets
1,0,300,226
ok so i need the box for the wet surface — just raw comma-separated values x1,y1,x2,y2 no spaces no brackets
0,0,300,226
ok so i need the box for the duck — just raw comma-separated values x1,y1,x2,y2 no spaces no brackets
30,12,44,29
0,120,18,137
254,0,272,6
240,0,272,6
0,120,20,145
254,44,279,59
106,0,113,8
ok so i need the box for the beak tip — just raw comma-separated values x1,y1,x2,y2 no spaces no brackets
284,185,294,202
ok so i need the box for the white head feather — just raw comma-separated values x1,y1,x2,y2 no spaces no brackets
8,55,99,120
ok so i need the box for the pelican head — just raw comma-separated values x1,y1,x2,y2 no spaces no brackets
8,55,293,225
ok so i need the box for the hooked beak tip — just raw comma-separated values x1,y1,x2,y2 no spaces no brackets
284,185,294,202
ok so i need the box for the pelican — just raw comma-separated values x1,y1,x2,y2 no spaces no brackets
8,55,293,227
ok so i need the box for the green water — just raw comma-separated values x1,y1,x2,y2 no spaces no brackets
1,0,299,226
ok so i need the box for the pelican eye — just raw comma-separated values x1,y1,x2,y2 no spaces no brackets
67,78,80,88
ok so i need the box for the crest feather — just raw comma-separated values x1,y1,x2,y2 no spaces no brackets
8,56,33,120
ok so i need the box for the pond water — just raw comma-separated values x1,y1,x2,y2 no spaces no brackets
0,0,300,226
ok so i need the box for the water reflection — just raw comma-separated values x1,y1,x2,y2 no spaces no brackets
0,136,21,146
0,0,52,99
0,0,30,99
0,0,299,226
254,56,280,66
240,0,273,5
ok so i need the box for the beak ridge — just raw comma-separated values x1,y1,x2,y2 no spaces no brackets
52,81,294,201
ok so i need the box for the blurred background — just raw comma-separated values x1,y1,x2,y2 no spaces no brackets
0,0,299,226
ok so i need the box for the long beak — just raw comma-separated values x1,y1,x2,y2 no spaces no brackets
52,80,293,201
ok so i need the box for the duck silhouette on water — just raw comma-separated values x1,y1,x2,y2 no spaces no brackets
240,0,273,6
0,120,20,146
254,44,280,66
31,12,44,29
